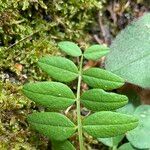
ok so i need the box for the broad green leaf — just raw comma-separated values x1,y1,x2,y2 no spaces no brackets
38,56,78,82
117,90,141,115
23,82,75,111
52,140,75,150
118,143,135,150
98,135,124,147
83,111,138,138
58,41,82,57
127,105,150,149
117,103,135,115
81,89,128,111
82,68,125,90
105,13,150,88
84,44,109,60
27,112,76,141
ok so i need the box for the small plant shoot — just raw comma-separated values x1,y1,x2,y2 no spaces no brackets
23,41,138,150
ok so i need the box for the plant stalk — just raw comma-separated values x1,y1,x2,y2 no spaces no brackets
76,55,84,150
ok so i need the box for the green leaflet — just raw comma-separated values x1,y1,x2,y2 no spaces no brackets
27,112,76,141
118,143,135,150
105,13,150,88
52,140,75,150
82,111,138,138
22,82,75,111
82,67,125,90
126,105,150,149
58,41,82,57
81,89,128,111
84,44,109,60
38,56,78,82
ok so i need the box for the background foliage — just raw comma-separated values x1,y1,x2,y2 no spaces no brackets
0,0,150,149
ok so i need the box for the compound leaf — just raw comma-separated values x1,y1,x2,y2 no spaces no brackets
52,140,75,150
84,44,109,60
126,105,150,149
82,68,125,90
27,112,76,141
105,13,150,88
38,56,78,82
81,89,128,111
58,41,82,57
82,111,138,138
23,82,75,111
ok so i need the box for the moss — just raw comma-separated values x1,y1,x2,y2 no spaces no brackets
0,81,49,149
0,0,105,80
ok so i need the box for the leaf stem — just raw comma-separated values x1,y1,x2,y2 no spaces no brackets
76,54,84,150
